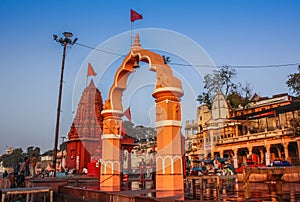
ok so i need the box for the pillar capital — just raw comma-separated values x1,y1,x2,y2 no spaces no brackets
101,109,123,119
152,87,183,100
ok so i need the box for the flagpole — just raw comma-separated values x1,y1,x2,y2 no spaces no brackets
130,22,133,47
86,69,88,87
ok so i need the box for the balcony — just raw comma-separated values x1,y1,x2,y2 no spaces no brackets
217,128,293,144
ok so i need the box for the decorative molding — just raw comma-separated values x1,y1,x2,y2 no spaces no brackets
101,160,120,174
155,96,180,103
101,134,122,139
101,109,123,116
156,120,182,127
156,155,182,174
153,87,183,96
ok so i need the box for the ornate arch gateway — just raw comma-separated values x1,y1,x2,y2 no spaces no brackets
100,34,184,196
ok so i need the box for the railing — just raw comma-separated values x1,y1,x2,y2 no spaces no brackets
0,186,53,202
217,128,293,144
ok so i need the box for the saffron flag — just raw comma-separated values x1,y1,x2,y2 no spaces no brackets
87,63,97,77
130,9,143,22
124,107,132,121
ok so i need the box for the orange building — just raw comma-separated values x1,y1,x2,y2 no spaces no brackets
66,80,103,173
187,93,300,168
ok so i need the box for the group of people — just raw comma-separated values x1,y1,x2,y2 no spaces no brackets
16,154,37,178
187,153,237,176
2,154,38,188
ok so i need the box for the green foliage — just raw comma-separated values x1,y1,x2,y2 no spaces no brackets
227,92,243,109
198,65,253,111
42,149,54,156
196,93,212,109
60,142,67,151
286,66,300,96
135,125,156,142
123,121,156,141
1,148,25,168
27,146,40,158
227,82,253,110
123,121,136,137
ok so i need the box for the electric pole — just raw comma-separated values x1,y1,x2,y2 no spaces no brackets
53,32,77,177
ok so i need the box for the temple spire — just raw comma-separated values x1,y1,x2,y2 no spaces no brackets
131,33,141,49
89,79,96,88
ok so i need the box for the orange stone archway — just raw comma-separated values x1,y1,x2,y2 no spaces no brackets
100,34,184,196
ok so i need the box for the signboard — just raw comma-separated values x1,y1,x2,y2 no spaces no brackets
204,144,211,149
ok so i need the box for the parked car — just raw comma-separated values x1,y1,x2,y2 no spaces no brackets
272,160,292,167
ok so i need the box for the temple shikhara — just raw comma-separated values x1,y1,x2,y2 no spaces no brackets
66,80,103,173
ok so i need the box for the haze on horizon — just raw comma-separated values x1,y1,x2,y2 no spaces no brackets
0,0,299,154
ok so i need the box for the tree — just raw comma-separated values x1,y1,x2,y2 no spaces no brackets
60,142,67,151
135,126,156,142
286,65,300,96
197,65,254,111
123,121,156,142
26,146,41,160
227,82,253,110
0,148,24,168
204,65,236,97
196,92,212,109
42,149,54,156
123,121,136,138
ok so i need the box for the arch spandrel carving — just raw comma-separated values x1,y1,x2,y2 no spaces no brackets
131,48,183,95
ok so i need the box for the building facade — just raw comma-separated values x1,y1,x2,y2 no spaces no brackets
186,93,300,168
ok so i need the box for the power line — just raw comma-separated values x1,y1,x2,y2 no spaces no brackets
170,62,300,69
75,42,300,69
76,42,126,57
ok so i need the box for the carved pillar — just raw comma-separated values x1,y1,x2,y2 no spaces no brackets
248,146,253,156
277,147,282,159
297,140,300,164
259,148,265,164
100,109,122,191
265,145,271,166
153,88,184,197
283,142,290,161
233,148,238,168
203,131,208,157
220,150,224,158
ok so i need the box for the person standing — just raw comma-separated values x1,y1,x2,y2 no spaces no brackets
2,170,8,178
25,157,31,176
20,157,30,176
20,157,27,174
31,154,37,178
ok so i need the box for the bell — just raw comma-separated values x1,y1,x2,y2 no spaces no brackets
133,59,140,68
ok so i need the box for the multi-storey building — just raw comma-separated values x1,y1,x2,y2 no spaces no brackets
186,92,300,168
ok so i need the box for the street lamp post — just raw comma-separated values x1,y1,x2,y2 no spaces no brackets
53,32,77,177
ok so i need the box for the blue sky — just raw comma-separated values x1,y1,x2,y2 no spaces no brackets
0,0,299,154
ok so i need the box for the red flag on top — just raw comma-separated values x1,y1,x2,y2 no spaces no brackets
130,9,143,22
124,107,132,121
87,63,97,77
